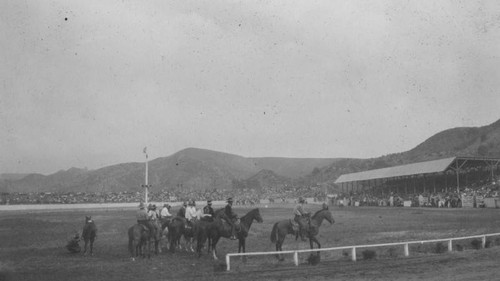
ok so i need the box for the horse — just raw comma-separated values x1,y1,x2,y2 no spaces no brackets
128,224,150,260
159,217,173,251
82,216,97,256
270,208,334,261
200,208,263,260
128,220,163,260
167,210,206,253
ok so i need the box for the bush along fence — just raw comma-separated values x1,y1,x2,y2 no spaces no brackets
225,232,500,271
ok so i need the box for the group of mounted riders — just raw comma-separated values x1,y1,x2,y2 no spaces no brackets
135,197,241,241
131,195,328,255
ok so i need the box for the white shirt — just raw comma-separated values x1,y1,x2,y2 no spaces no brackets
160,207,172,217
185,206,197,221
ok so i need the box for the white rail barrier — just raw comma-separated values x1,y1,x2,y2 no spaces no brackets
225,232,500,271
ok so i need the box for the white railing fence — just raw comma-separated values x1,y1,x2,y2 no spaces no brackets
225,232,500,271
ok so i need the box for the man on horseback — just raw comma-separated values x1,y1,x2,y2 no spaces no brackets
225,197,239,240
160,204,172,219
185,199,198,229
203,199,215,222
136,202,154,234
177,201,187,218
293,197,309,241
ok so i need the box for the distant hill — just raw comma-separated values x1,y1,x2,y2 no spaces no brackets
0,173,30,181
307,118,500,184
2,119,500,194
0,148,337,193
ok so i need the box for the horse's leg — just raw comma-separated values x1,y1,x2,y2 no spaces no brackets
83,239,88,256
212,236,220,260
278,237,285,261
241,238,247,263
207,236,212,254
90,238,94,256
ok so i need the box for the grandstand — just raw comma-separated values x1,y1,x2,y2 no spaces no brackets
334,156,500,207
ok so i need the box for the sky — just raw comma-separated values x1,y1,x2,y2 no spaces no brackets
1,0,500,175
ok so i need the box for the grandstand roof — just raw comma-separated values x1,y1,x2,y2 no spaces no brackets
334,156,500,184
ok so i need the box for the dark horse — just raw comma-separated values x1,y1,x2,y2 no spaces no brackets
270,209,334,260
128,220,162,260
82,216,97,256
196,208,263,260
167,216,188,252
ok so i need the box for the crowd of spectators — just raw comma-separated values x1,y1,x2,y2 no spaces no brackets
334,178,499,208
0,185,327,205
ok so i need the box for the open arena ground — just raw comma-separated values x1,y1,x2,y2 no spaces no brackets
1,204,500,281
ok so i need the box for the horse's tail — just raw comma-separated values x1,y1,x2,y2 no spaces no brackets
270,222,279,243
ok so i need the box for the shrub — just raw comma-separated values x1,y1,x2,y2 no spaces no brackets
470,239,482,250
387,247,398,258
485,239,492,248
435,242,447,253
456,244,464,251
362,249,377,260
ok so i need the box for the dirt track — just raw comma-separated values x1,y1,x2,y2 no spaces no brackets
1,205,500,281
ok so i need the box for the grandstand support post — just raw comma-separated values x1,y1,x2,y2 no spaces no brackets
293,251,299,266
448,240,453,252
351,247,356,261
404,243,409,257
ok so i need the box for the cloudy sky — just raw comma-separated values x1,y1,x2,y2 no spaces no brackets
1,0,499,174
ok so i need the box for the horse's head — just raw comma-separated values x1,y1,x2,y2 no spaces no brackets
324,210,335,225
85,216,92,223
253,208,263,223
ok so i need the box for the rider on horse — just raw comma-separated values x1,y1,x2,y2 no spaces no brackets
225,197,239,240
136,202,154,234
185,199,198,229
160,203,172,219
293,197,309,241
177,201,187,218
203,199,215,222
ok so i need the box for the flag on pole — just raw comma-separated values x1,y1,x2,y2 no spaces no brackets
143,147,148,159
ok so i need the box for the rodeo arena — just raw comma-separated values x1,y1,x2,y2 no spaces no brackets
2,155,500,280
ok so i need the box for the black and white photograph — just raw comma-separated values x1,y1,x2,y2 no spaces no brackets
1,1,500,280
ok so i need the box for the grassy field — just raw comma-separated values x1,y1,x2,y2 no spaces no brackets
1,204,500,281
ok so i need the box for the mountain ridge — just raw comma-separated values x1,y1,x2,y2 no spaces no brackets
2,118,500,193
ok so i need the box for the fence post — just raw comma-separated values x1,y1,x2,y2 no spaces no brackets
226,254,230,271
294,251,299,266
351,247,356,261
448,240,453,252
482,236,486,248
404,243,409,257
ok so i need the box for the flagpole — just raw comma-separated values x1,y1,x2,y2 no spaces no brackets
142,147,150,206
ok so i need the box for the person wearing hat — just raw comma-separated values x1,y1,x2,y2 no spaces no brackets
66,232,81,253
224,197,239,240
185,200,198,229
203,199,215,222
177,201,187,218
185,200,197,221
148,204,158,221
293,197,309,241
160,203,172,219
136,202,153,234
